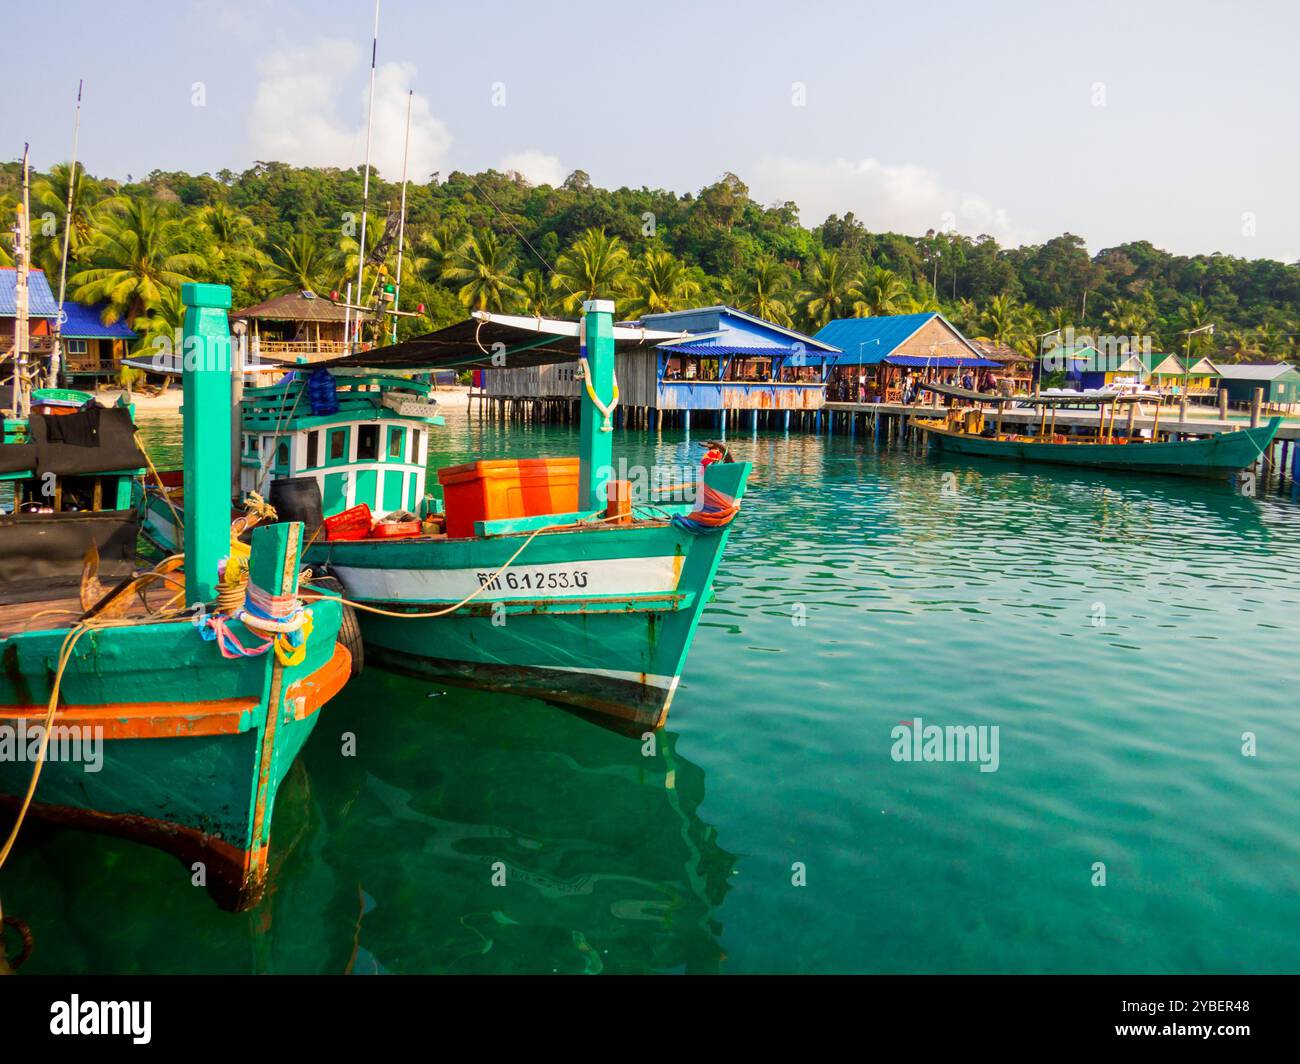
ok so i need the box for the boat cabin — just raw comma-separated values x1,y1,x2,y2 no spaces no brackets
240,370,443,520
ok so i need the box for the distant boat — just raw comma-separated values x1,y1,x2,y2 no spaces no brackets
916,383,1280,479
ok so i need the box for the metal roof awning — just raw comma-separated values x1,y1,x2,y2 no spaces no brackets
885,354,1001,368
306,311,689,371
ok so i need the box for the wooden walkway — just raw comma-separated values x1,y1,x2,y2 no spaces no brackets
824,401,1300,440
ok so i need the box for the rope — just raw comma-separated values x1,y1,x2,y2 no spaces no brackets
0,573,192,942
578,356,619,431
137,435,184,535
671,484,741,536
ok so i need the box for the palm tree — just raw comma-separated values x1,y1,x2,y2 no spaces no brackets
551,227,629,311
798,249,851,330
0,193,15,267
904,281,942,314
199,202,268,290
418,220,468,282
623,249,702,318
1104,298,1154,345
515,269,559,317
1253,322,1282,359
738,256,792,325
69,197,207,325
850,265,906,317
443,228,520,312
33,162,102,278
130,283,186,356
264,230,334,296
1223,328,1257,363
979,294,1019,347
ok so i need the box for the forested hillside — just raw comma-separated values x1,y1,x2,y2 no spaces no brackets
4,160,1297,362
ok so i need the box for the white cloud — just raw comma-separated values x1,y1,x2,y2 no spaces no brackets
751,156,1035,247
247,38,451,180
498,150,566,188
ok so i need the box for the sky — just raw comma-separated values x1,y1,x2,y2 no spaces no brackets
6,0,1297,262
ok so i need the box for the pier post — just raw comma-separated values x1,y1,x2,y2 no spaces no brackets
1218,388,1229,420
1250,387,1263,428
578,299,615,511
181,282,233,607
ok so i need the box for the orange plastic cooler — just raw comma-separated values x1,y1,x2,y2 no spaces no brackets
437,458,580,538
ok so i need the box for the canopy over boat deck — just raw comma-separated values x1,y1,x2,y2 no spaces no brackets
321,308,839,425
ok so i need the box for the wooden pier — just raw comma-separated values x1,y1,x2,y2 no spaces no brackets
821,398,1300,489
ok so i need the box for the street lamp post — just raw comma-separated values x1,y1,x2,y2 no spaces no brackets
1180,322,1215,425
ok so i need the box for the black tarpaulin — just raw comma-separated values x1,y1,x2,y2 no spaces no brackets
28,406,146,476
0,510,140,603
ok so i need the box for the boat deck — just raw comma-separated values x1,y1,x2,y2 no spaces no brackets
0,592,156,639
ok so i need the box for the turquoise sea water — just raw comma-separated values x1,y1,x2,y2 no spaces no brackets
5,407,1300,974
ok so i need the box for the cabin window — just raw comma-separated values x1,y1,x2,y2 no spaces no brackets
244,434,256,455
410,429,422,465
357,424,379,461
328,428,348,463
306,430,320,468
275,440,290,471
388,427,405,460
67,339,88,355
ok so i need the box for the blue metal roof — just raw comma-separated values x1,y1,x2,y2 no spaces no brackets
0,267,59,317
638,306,839,359
806,312,981,366
59,300,137,340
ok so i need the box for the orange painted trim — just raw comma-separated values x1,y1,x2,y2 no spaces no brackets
284,643,351,721
0,697,258,739
0,643,351,739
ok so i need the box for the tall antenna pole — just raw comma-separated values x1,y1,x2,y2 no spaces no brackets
353,0,380,353
52,78,84,387
392,88,412,344
13,146,32,418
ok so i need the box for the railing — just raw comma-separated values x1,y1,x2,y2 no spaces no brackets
250,339,349,358
657,379,825,411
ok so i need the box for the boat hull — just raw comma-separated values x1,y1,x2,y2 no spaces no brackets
919,417,1281,478
314,510,739,730
139,464,749,730
0,606,348,910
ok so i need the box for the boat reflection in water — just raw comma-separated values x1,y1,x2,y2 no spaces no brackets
294,669,737,974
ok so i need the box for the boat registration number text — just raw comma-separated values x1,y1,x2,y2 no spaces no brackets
476,568,590,591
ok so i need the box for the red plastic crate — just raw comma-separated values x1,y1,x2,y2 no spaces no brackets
324,503,373,541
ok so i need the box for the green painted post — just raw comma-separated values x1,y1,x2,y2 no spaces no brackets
181,282,233,606
579,298,616,510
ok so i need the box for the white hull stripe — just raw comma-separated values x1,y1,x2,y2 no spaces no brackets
535,666,680,691
332,555,683,603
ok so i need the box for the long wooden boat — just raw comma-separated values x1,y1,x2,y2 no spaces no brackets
0,284,350,911
915,385,1281,479
138,302,751,731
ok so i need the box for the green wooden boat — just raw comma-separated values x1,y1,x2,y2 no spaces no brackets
915,386,1282,479
138,300,751,731
0,284,349,911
